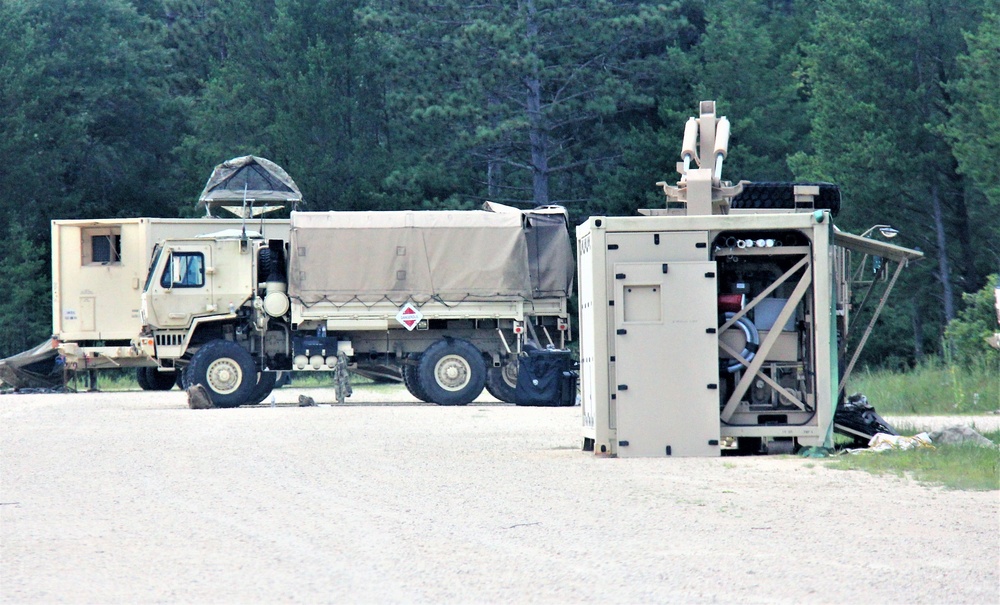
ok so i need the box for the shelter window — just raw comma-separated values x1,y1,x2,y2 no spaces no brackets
82,228,122,265
161,252,205,288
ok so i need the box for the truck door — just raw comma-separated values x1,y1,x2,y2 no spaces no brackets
145,243,215,329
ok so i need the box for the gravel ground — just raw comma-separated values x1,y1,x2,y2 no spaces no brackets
1,386,998,604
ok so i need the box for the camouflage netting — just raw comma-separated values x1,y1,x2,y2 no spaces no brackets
197,156,302,217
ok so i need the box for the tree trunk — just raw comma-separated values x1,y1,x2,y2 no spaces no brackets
953,184,977,287
911,302,924,362
930,182,955,321
522,0,549,206
487,93,503,200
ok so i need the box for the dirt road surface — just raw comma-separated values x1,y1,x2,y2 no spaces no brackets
2,386,998,604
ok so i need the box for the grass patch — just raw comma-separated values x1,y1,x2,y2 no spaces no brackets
827,429,1000,491
847,359,1000,415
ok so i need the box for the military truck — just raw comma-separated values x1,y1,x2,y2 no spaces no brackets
43,218,286,388
136,204,574,407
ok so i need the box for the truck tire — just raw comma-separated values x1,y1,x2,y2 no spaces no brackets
246,371,278,405
185,340,256,408
146,368,178,391
417,338,486,406
403,363,432,402
485,360,518,403
135,367,153,391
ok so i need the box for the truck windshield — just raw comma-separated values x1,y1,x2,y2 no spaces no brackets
143,245,162,293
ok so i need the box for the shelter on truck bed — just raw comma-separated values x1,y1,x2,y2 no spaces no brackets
197,155,302,218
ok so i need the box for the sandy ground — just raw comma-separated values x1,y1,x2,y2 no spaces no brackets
1,385,998,604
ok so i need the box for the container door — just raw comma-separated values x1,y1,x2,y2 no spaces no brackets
612,261,720,457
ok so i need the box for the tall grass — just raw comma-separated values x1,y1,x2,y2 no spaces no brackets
847,358,1000,415
827,429,1000,491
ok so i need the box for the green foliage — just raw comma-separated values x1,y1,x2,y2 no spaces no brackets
827,432,1000,491
178,0,389,211
848,359,1000,415
944,274,1000,366
791,0,999,361
361,0,689,211
691,0,815,182
947,12,1000,207
0,221,51,358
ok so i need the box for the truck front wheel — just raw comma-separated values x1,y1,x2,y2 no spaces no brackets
186,340,256,408
417,339,486,406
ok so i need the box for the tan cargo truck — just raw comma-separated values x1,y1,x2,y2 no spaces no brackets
136,204,574,407
51,217,289,388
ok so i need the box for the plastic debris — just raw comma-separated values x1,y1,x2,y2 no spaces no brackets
928,425,995,448
866,432,934,452
835,393,897,443
798,446,834,458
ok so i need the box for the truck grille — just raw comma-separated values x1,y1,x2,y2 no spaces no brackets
155,332,186,347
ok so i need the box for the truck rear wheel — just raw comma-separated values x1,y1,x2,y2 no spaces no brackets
185,340,256,408
246,371,278,405
417,339,486,406
148,368,178,391
485,360,518,403
137,367,177,391
136,367,153,391
403,363,431,402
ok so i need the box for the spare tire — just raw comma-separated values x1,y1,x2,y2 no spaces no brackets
730,182,841,216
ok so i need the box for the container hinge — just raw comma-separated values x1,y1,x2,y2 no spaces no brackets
616,329,627,335
615,273,626,279
617,384,628,391
662,263,669,274
619,440,630,447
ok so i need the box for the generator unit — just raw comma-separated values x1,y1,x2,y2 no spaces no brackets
578,101,922,457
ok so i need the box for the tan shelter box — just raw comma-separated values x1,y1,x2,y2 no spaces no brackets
289,210,532,304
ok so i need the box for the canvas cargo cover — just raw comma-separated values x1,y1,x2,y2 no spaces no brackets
523,208,574,298
483,202,574,298
289,210,533,303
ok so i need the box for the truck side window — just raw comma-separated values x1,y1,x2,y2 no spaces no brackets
161,252,205,288
82,228,122,264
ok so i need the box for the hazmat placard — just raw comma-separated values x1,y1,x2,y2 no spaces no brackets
395,302,423,331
